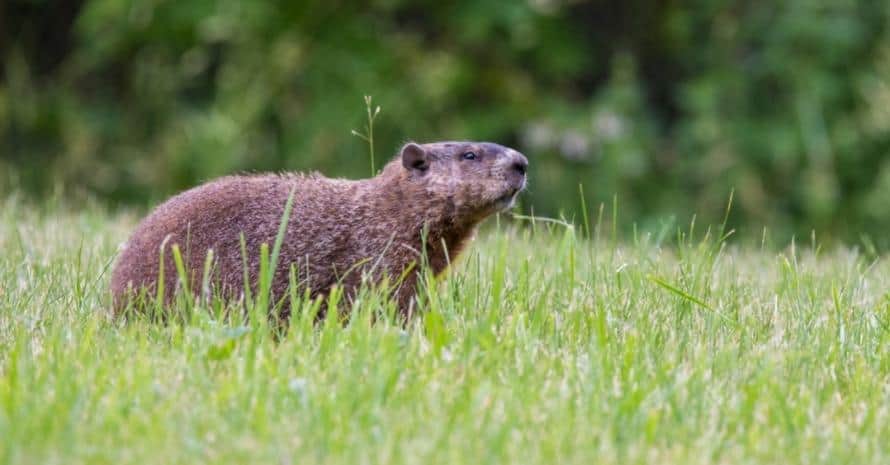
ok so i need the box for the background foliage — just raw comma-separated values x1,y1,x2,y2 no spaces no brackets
2,0,890,245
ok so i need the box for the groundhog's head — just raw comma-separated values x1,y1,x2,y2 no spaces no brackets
398,141,528,219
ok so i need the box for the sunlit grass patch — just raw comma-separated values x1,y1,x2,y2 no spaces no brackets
1,198,888,464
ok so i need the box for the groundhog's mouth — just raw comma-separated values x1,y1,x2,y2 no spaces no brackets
494,188,521,211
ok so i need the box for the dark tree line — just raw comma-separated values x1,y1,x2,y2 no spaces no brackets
2,0,889,246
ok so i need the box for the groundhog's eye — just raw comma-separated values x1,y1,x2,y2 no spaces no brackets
461,151,478,161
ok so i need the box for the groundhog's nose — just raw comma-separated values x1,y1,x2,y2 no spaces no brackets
511,152,529,175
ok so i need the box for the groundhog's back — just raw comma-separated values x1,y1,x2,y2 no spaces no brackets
110,174,356,309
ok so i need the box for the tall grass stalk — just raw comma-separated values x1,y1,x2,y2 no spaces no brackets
350,95,382,175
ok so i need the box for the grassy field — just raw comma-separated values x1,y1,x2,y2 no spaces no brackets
1,194,889,464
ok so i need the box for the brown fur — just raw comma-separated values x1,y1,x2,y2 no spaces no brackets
110,141,528,319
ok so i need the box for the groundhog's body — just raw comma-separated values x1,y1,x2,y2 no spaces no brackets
111,141,528,318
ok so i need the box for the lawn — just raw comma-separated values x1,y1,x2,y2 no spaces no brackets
1,195,888,464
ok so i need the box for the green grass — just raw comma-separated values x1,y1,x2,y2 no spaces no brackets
1,194,889,464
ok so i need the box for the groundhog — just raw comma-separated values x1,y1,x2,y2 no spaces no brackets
110,141,528,319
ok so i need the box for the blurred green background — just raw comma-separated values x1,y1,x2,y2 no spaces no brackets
2,0,889,246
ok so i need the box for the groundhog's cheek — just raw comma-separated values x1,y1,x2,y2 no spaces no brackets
489,180,512,197
471,182,494,200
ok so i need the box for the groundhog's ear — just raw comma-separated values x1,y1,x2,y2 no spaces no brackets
401,143,429,173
